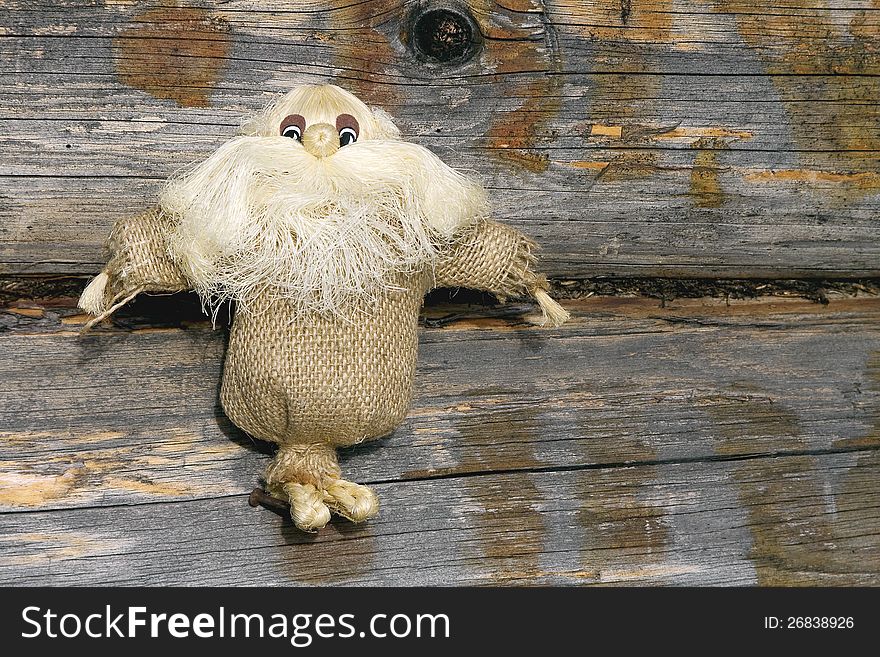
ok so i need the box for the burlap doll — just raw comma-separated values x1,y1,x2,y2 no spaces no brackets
79,84,568,531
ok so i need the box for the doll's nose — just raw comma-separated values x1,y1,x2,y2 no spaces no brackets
301,123,339,158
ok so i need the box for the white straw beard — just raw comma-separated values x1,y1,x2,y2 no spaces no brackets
161,136,488,319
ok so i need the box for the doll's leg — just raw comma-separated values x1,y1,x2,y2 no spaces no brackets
324,478,380,523
265,442,378,531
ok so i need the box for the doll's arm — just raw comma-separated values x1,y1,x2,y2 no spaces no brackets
433,219,569,327
78,207,189,328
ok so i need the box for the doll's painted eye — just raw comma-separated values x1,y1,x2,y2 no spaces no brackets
282,125,302,140
339,127,357,147
336,114,360,147
280,114,305,141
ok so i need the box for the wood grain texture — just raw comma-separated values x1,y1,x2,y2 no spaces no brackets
3,454,878,586
0,1,879,278
1,293,879,584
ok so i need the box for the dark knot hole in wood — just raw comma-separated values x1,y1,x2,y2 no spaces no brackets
408,3,482,64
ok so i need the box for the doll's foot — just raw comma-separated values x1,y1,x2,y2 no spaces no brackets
272,479,378,530
324,479,379,522
281,482,332,531
264,443,378,531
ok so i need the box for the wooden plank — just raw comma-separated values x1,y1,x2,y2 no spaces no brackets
1,1,879,277
2,294,880,512
1,452,877,585
3,150,879,278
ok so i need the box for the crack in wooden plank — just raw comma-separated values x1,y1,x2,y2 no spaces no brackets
2,444,877,517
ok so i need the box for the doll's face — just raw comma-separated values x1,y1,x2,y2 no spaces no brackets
241,83,401,150
159,84,487,318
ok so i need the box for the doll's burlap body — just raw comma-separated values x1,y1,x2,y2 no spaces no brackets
221,272,427,452
98,209,545,486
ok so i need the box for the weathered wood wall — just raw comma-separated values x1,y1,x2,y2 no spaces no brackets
2,295,879,585
1,1,879,586
1,0,879,279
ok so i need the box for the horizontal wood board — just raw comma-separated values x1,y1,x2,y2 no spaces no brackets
0,1,879,278
1,293,879,585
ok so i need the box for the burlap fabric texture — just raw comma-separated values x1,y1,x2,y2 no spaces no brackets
81,207,564,530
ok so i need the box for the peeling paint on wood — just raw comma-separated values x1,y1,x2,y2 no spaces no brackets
690,137,728,208
114,6,230,107
714,0,880,181
479,0,563,173
746,170,880,189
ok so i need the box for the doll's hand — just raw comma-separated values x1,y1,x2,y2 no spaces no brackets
78,270,111,316
77,268,146,331
77,209,189,330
